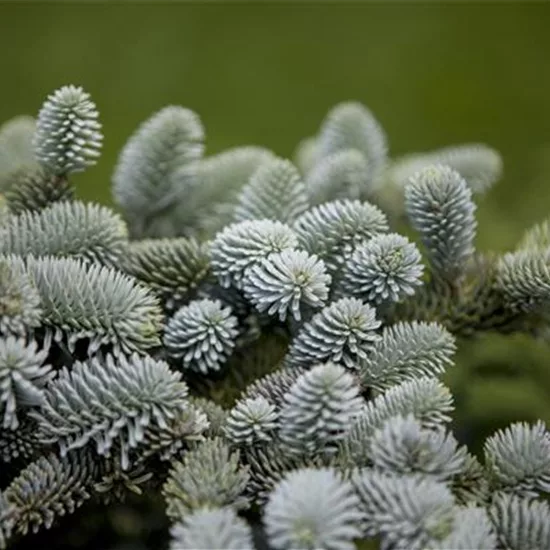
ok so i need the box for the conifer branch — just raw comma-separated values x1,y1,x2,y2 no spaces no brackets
33,86,102,176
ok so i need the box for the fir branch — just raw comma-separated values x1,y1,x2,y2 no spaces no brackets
451,452,491,506
0,492,14,550
22,255,162,356
278,363,364,456
123,237,210,309
359,321,456,390
338,233,424,306
4,167,74,215
170,507,254,550
173,146,275,237
495,250,550,313
484,420,550,497
389,143,502,194
489,493,550,550
32,353,189,469
429,506,498,550
112,106,204,236
0,200,128,266
518,218,550,252
405,164,477,282
244,443,333,506
340,379,454,467
0,195,8,227
191,332,290,409
188,396,228,438
293,199,389,276
33,85,102,175
164,299,239,374
316,101,388,187
243,249,331,322
369,414,467,481
93,459,153,504
234,157,309,224
264,467,363,550
285,297,381,370
139,405,209,463
209,219,299,289
224,396,278,447
0,116,39,192
352,470,455,550
163,437,250,520
293,136,318,175
0,417,44,464
3,451,97,538
242,366,306,408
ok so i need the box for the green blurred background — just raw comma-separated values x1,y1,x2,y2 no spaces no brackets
2,0,550,461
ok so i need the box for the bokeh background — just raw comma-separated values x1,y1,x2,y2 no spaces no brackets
1,2,550,548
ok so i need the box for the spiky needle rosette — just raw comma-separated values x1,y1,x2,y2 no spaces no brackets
340,378,455,466
169,507,254,550
279,362,364,456
483,420,550,496
405,164,477,282
352,470,456,550
224,396,278,446
209,219,299,289
164,298,239,374
243,249,331,322
33,85,102,175
293,199,389,275
369,414,468,481
264,467,363,550
285,297,381,370
339,233,424,305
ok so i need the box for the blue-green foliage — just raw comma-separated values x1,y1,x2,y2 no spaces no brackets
164,299,239,374
1,85,549,550
33,86,103,176
405,165,477,283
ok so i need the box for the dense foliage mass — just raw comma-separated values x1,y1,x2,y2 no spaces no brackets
0,85,549,550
